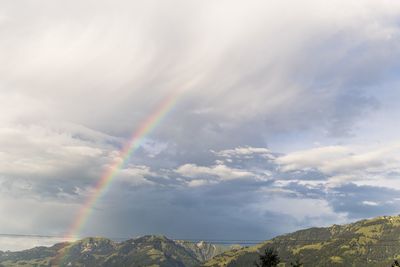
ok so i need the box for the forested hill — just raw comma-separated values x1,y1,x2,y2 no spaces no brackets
203,215,400,267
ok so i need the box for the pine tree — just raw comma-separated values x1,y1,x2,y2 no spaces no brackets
254,248,280,267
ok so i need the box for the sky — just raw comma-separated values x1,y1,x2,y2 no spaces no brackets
1,0,400,251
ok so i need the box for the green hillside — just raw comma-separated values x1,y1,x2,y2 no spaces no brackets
202,215,400,267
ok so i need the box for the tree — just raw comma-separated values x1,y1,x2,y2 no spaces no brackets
290,259,303,267
392,259,400,267
254,248,280,267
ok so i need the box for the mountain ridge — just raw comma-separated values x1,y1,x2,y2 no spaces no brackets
0,235,234,267
4,215,400,266
202,215,400,267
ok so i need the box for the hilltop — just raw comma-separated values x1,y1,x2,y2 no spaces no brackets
0,235,233,267
202,215,400,267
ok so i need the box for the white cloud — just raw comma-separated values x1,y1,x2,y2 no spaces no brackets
0,0,398,136
214,146,273,159
326,174,358,187
276,143,400,187
176,163,256,182
116,165,154,186
362,201,379,206
0,123,107,177
321,144,400,174
276,146,350,172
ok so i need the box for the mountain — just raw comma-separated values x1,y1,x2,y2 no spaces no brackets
0,235,233,267
5,215,400,266
202,215,400,267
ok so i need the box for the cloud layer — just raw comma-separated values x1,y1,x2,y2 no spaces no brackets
1,0,400,250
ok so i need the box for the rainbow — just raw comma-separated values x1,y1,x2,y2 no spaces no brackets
64,87,185,240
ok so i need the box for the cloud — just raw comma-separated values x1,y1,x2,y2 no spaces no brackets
214,147,274,159
1,0,398,142
2,143,400,250
276,146,350,172
176,163,257,182
0,122,136,203
186,179,219,188
362,201,379,206
116,165,154,186
327,184,400,219
274,143,400,192
1,0,400,250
